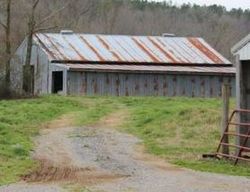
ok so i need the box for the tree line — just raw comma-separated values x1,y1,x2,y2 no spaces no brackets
0,0,249,95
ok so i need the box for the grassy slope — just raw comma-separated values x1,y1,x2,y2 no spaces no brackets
0,96,249,184
0,96,117,184
120,97,250,176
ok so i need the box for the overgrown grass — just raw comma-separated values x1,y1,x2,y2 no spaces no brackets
0,96,249,185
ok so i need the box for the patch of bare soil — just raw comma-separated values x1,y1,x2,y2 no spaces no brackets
134,146,182,172
25,125,122,185
22,160,120,185
43,114,75,129
94,110,129,129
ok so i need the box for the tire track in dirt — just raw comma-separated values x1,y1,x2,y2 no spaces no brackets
1,111,250,192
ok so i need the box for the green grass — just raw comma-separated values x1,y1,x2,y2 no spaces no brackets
118,97,250,176
0,96,249,185
0,96,119,185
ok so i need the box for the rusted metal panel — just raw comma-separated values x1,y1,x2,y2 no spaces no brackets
34,33,231,65
67,71,235,98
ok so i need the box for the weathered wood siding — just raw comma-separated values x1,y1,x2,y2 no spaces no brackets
236,59,250,147
67,71,235,97
237,42,250,60
10,38,50,95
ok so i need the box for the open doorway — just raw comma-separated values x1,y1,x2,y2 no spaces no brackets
52,71,63,94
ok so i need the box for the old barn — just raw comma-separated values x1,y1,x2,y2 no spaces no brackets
11,31,235,97
232,33,250,147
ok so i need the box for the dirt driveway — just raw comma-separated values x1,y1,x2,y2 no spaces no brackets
0,114,250,192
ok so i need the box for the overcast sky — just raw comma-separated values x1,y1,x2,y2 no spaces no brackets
151,0,250,10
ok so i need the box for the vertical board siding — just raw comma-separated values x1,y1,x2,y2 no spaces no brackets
67,71,236,98
239,61,250,147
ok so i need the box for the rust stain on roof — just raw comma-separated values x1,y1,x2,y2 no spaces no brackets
113,37,140,62
97,36,122,62
188,38,223,64
34,33,231,65
62,36,87,61
132,37,160,63
34,34,56,60
148,37,177,63
79,35,105,62
156,38,187,63
43,34,69,61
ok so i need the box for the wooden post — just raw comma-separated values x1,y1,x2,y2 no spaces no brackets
235,55,246,151
221,83,230,155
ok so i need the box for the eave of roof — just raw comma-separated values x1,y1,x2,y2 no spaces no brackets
54,63,235,76
231,33,250,54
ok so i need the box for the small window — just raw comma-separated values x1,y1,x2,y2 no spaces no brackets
52,71,63,94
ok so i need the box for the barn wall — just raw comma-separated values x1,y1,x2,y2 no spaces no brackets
10,39,50,95
237,60,250,147
67,71,235,97
237,42,250,60
32,45,51,95
10,39,27,93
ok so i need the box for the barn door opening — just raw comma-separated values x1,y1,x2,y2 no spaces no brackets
52,71,63,94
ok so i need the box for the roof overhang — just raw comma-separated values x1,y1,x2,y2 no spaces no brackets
53,63,235,76
231,33,250,55
51,60,233,67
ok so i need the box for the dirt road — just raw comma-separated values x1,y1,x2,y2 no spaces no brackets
0,115,250,192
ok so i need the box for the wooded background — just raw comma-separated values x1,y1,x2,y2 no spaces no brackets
0,0,249,81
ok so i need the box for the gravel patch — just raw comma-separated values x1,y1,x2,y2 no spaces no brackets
72,127,250,192
1,125,249,192
0,183,65,192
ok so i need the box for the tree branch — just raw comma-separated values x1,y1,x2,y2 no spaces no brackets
0,20,7,29
78,2,93,17
32,0,40,10
35,2,71,28
33,25,58,33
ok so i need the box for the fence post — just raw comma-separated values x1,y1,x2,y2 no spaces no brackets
221,83,230,155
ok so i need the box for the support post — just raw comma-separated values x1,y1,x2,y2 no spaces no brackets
235,55,245,151
221,83,230,155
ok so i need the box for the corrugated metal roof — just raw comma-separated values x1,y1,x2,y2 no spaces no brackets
231,33,250,54
55,63,235,75
34,33,231,65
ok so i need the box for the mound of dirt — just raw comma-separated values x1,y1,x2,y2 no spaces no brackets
22,159,121,185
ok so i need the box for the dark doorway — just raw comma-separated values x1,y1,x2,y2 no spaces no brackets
52,71,63,94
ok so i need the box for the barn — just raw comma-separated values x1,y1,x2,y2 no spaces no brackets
232,33,250,147
10,31,235,97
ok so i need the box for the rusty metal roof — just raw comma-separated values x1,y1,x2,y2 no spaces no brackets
34,33,231,65
54,63,235,75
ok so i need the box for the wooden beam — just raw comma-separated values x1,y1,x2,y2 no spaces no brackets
221,83,230,155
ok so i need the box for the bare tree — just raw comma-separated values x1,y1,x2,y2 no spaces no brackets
23,0,70,93
0,0,11,88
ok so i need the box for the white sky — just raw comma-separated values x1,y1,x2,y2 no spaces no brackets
151,0,250,10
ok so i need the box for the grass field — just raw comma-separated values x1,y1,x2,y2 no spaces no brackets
0,96,249,185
